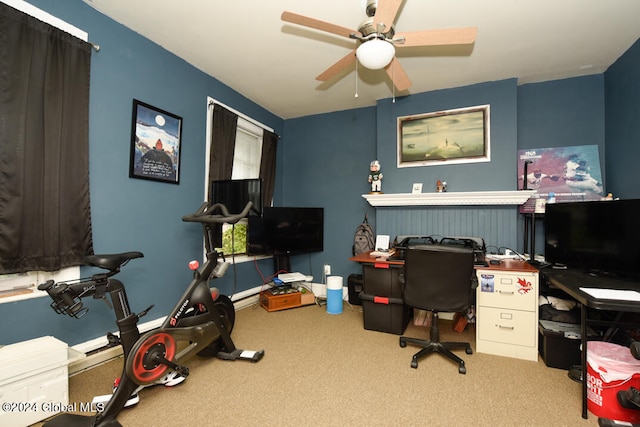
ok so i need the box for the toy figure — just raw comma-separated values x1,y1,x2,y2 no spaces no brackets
368,160,383,193
436,180,447,192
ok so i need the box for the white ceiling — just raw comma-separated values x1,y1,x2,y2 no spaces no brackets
83,0,640,119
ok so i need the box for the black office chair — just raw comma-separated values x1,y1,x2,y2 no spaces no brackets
399,245,476,374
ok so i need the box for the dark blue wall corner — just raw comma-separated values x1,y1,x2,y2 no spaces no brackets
281,107,377,280
605,38,640,199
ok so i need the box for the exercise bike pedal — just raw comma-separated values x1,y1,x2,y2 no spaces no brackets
217,348,265,363
154,369,187,387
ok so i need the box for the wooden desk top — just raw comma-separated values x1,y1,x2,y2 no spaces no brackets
349,251,538,273
349,251,404,266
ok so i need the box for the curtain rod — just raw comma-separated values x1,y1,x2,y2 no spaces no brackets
208,98,274,134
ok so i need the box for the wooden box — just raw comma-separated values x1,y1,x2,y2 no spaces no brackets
260,290,302,312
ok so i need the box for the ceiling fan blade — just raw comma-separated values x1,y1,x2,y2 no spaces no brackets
281,11,357,39
395,27,478,48
373,0,403,33
316,50,357,81
385,57,411,92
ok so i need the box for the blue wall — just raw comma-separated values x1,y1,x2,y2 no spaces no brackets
281,107,377,280
2,0,284,346
3,0,640,346
605,38,640,199
517,75,606,254
377,80,518,193
369,80,522,252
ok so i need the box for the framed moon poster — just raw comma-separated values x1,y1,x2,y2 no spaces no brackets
129,99,182,184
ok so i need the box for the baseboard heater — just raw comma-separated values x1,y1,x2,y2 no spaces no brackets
68,285,264,375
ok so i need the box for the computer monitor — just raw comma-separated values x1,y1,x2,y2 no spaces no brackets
544,199,640,279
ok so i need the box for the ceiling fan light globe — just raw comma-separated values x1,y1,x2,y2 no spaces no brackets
356,39,395,70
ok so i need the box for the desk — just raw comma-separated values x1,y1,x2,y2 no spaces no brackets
541,267,640,419
349,252,539,348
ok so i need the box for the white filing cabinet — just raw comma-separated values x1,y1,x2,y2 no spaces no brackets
476,261,539,361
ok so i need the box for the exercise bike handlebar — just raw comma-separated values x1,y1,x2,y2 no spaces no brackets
182,201,253,225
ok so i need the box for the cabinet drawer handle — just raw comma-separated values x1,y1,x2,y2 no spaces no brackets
497,324,515,330
498,291,514,295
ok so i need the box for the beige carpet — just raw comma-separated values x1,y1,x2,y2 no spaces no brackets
43,301,601,426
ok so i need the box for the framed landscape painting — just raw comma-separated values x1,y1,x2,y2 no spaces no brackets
397,105,490,168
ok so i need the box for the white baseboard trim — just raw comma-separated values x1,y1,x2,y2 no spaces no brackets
231,285,263,310
69,346,123,377
68,285,264,375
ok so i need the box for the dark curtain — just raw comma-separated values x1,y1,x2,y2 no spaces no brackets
207,104,238,200
0,4,93,273
260,130,278,208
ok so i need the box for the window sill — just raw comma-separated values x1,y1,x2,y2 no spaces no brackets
224,254,271,264
0,266,80,305
0,288,47,304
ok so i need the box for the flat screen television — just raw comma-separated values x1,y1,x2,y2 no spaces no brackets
247,207,324,271
210,178,262,216
544,199,640,279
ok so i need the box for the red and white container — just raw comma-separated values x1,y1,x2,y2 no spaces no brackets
587,341,640,423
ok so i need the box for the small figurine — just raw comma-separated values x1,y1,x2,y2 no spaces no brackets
436,180,447,192
368,160,383,193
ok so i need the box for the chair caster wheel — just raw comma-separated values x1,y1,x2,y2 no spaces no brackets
459,365,466,374
399,338,406,348
411,360,418,369
465,347,473,355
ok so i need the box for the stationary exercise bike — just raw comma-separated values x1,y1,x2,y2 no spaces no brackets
39,201,264,427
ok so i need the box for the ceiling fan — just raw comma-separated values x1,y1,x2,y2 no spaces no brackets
281,0,477,92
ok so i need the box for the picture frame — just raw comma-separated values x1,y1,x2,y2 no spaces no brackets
411,183,423,194
397,104,490,168
129,99,182,184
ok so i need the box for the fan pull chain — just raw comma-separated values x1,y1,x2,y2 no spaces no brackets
354,59,359,98
392,60,396,103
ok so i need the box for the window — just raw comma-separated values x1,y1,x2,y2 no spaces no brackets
232,119,263,180
204,98,277,259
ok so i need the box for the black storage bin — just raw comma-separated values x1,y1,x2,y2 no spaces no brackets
360,264,410,335
347,274,363,306
538,320,589,370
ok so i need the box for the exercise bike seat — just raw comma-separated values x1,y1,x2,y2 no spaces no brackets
84,251,144,271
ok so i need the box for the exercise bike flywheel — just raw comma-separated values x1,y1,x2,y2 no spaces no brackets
126,331,177,385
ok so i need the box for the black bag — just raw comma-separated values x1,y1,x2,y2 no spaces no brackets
352,214,375,255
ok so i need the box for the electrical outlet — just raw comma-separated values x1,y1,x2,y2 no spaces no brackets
324,264,331,275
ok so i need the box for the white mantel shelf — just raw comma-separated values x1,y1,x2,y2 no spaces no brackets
362,190,535,207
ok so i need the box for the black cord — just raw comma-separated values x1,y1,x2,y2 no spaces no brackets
485,245,500,255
